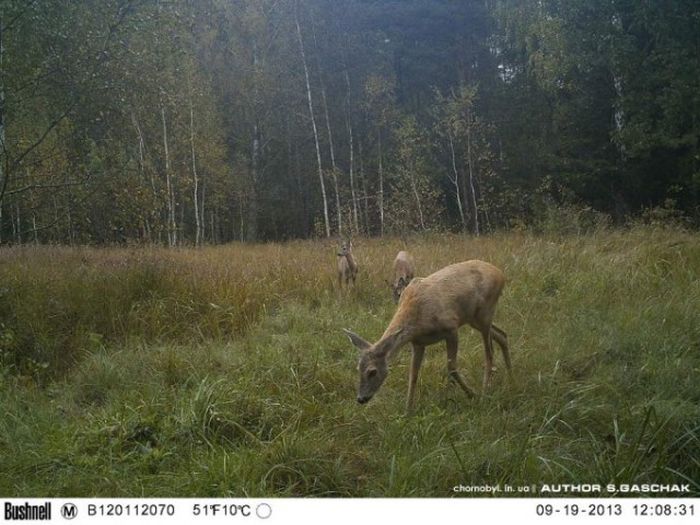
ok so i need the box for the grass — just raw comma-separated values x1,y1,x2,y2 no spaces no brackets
0,227,699,496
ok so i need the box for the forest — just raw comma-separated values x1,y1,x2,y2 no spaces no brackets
2,0,699,245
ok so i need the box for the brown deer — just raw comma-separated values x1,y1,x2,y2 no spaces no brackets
389,250,416,303
344,260,511,413
337,239,358,289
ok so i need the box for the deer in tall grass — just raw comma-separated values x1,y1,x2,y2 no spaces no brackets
337,239,358,289
344,260,511,413
388,250,416,303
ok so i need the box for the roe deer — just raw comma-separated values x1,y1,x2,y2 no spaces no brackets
337,239,358,289
344,260,511,412
389,250,416,303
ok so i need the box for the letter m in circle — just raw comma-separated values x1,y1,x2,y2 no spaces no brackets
61,503,78,520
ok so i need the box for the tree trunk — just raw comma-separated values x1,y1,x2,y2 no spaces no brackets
610,12,626,160
32,214,38,244
323,83,341,234
311,20,342,235
344,69,359,234
409,171,426,231
210,210,215,244
246,126,260,242
160,98,177,247
359,139,370,234
466,110,479,236
200,178,206,244
239,195,246,242
246,183,258,242
295,3,330,238
189,98,201,247
14,201,20,243
448,134,467,230
131,112,154,242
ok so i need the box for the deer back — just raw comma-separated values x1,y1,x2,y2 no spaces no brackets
387,260,504,336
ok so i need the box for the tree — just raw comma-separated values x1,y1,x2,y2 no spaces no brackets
294,0,330,238
387,115,443,233
2,0,698,244
363,74,397,236
432,84,495,234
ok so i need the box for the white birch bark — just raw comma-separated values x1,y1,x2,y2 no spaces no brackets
466,108,479,236
189,98,201,246
131,112,154,241
448,134,467,230
295,3,330,238
344,69,359,233
312,31,341,234
160,98,176,247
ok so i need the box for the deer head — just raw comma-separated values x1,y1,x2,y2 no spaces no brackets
343,328,403,404
337,239,353,257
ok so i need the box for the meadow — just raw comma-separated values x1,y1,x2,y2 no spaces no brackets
0,227,699,497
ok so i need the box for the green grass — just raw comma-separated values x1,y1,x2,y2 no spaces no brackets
1,227,699,496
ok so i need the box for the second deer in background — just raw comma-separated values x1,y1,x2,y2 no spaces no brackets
390,250,416,303
337,239,358,289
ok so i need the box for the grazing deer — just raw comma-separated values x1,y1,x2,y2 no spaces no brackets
337,239,358,289
389,250,416,303
344,260,511,413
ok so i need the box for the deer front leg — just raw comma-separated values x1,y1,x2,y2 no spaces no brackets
445,331,475,397
406,343,425,414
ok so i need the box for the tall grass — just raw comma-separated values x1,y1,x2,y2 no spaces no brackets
0,227,699,496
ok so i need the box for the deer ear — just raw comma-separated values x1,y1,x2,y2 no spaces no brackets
343,329,371,351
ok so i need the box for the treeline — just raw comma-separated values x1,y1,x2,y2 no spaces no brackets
1,0,698,245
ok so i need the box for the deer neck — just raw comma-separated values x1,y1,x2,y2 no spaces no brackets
378,319,414,359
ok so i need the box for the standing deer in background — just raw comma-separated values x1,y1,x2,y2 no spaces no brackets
337,239,358,289
389,250,416,303
344,260,511,413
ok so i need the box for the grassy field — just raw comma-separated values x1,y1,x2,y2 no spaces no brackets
1,227,699,497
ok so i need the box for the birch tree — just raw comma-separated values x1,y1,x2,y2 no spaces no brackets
295,0,330,238
363,74,396,236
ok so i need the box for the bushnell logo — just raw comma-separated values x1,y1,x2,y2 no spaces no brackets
4,502,52,521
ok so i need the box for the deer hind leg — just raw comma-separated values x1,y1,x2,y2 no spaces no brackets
491,324,512,375
480,327,496,391
445,331,476,397
406,343,425,414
